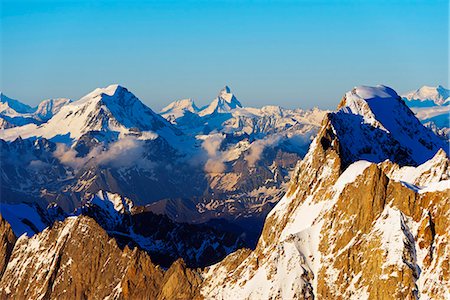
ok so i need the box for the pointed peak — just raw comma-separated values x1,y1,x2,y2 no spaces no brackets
220,86,231,95
327,84,447,167
77,84,133,105
102,84,126,96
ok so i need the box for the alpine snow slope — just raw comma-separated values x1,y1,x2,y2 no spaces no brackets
0,85,448,299
202,85,449,299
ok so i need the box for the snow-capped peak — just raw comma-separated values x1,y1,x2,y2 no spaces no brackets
0,84,176,143
339,85,400,130
220,85,231,96
0,92,34,116
160,98,199,114
218,85,241,106
199,86,242,116
77,84,127,105
331,85,447,166
402,85,450,107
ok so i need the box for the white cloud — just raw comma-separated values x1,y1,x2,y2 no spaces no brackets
53,137,148,170
202,134,226,173
244,135,282,167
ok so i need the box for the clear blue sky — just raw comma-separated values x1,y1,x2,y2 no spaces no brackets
1,0,448,110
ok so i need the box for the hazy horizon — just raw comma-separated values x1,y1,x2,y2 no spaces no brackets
1,0,448,111
1,82,449,112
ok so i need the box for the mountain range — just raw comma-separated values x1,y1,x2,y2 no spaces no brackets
0,85,327,246
0,84,448,299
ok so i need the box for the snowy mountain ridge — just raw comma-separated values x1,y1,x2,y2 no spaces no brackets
402,85,449,107
0,92,71,127
0,84,181,145
334,85,447,166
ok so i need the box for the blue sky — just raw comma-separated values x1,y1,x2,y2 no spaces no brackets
1,0,448,110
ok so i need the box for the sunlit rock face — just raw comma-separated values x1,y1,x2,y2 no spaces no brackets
201,85,449,299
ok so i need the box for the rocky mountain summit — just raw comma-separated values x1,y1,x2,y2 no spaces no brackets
0,84,448,299
202,85,449,299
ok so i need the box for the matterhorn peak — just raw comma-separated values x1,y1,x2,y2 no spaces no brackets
198,85,242,116
220,85,231,95
217,85,240,105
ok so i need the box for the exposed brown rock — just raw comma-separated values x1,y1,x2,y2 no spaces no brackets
0,216,203,300
0,215,16,277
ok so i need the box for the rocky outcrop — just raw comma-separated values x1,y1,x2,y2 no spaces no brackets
0,215,16,277
0,216,203,299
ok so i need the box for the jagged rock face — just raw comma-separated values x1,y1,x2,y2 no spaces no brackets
201,85,450,299
0,215,203,300
0,216,16,277
316,164,450,299
0,190,245,269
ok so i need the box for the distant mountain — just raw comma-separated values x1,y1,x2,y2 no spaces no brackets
199,86,243,116
0,85,202,213
34,98,72,121
156,86,327,243
402,85,450,141
160,98,199,121
0,84,181,143
0,93,71,128
0,93,34,115
402,85,449,107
